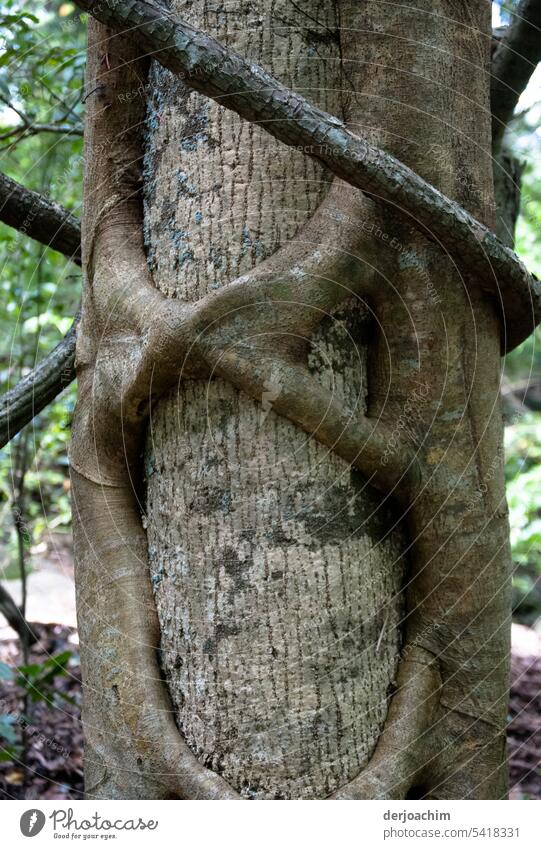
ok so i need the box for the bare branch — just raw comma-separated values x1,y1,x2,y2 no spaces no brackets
0,171,81,264
0,318,78,450
0,583,38,646
492,0,541,149
73,0,540,351
0,122,84,141
0,178,81,446
23,123,83,136
0,93,83,140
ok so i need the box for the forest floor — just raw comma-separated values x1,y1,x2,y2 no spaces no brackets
0,544,539,799
0,623,83,800
508,625,541,799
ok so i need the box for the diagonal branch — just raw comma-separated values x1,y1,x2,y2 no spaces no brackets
0,171,81,264
0,317,78,450
0,583,38,646
492,0,541,149
73,0,540,352
0,123,83,145
208,349,418,501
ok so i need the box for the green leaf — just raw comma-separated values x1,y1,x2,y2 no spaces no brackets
0,748,19,762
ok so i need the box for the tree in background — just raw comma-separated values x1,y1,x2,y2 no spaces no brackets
1,0,541,800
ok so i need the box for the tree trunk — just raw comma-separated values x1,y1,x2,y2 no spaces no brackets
143,0,406,801
72,0,511,800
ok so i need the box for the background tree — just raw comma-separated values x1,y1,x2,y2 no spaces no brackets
1,0,541,800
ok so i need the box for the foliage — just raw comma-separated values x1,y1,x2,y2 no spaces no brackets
501,13,541,623
505,417,541,623
16,649,76,706
0,2,83,566
0,650,78,761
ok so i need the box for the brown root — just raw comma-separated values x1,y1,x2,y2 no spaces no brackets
330,647,441,799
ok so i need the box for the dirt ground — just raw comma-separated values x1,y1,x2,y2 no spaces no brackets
508,625,541,799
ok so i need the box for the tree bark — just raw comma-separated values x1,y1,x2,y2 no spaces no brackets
0,171,81,264
143,0,404,800
72,0,514,800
